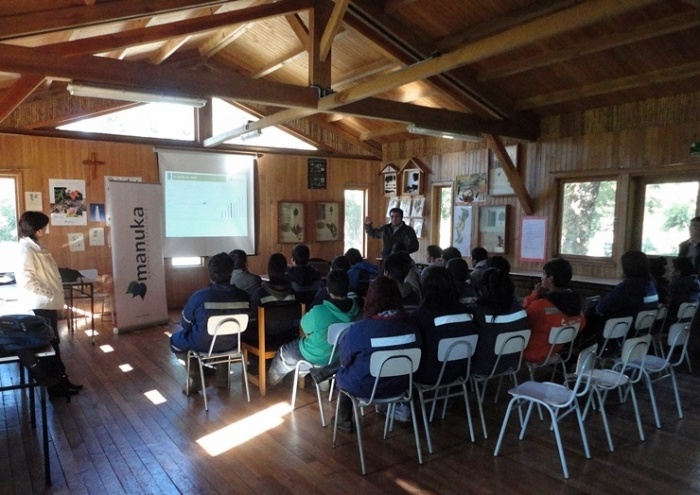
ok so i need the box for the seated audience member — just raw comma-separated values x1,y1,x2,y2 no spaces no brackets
470,247,489,286
446,257,478,304
522,258,585,365
390,242,421,292
486,255,510,274
248,253,298,345
285,244,322,290
384,252,421,308
310,255,353,308
666,256,700,328
170,253,251,393
649,256,670,305
267,270,361,386
441,246,463,264
333,276,422,432
419,244,444,285
574,250,659,352
412,267,477,386
470,267,529,376
345,247,378,296
229,249,262,295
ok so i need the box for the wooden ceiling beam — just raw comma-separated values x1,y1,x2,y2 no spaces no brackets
39,0,313,58
319,0,349,62
480,10,700,82
0,43,319,109
0,75,45,124
308,0,333,90
285,13,310,51
320,0,657,112
0,0,237,40
516,60,700,111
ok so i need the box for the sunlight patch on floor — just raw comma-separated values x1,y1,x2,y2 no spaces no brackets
197,402,293,456
395,478,437,494
119,364,133,372
85,330,98,337
100,345,114,353
144,389,167,404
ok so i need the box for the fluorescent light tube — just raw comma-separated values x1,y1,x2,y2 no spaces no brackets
407,123,482,142
67,83,207,108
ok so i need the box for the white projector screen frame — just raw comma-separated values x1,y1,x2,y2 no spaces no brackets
157,149,256,258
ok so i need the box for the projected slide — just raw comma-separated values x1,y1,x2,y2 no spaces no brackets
165,171,247,237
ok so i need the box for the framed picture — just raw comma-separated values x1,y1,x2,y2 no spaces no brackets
402,168,423,195
386,197,400,217
489,144,518,196
410,196,425,218
315,202,340,241
399,197,412,217
455,173,487,204
383,172,398,196
412,218,424,237
278,202,304,243
479,205,507,253
308,158,327,189
452,205,473,255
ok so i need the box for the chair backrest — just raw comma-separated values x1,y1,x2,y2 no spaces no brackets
602,316,633,340
573,344,598,375
583,295,600,313
370,348,422,377
633,309,658,337
205,313,249,355
437,334,479,362
495,329,531,356
677,302,698,323
326,322,353,364
548,323,579,345
666,322,691,367
259,302,304,339
570,345,597,398
619,335,652,384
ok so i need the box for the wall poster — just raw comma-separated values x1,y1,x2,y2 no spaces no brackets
49,178,87,226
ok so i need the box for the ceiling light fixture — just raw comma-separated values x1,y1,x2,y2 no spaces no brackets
407,123,482,142
67,83,208,108
240,129,262,142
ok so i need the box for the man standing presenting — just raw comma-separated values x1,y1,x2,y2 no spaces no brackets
679,216,700,276
364,207,419,259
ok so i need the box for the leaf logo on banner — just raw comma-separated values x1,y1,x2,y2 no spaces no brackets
126,281,148,299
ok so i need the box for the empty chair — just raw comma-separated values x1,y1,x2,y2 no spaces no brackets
629,322,691,429
494,345,597,479
471,329,531,439
526,323,579,383
595,316,633,363
78,269,114,322
186,314,250,411
414,334,479,453
290,321,352,426
582,335,651,452
632,308,658,338
333,348,423,475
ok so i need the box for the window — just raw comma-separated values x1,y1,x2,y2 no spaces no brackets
0,175,19,274
433,184,453,248
344,189,366,255
171,257,203,267
641,181,700,256
559,180,617,257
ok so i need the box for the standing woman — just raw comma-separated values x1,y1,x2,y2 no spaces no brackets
16,211,82,398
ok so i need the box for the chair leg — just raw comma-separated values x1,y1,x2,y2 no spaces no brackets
418,391,434,454
670,369,683,419
241,358,250,402
627,384,646,442
315,381,326,427
199,358,209,411
353,402,367,475
548,407,569,479
461,383,475,443
493,397,517,456
575,403,591,459
643,372,661,429
594,389,615,452
291,366,301,410
473,378,489,439
408,400,423,465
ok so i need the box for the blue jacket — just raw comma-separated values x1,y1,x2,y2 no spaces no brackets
170,283,250,353
347,261,378,290
470,300,529,376
336,311,421,399
596,276,659,319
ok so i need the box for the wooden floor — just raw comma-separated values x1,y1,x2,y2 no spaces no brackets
2,312,700,495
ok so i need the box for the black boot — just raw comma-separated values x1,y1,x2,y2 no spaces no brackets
61,374,84,392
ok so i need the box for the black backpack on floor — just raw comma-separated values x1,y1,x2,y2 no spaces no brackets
0,314,60,386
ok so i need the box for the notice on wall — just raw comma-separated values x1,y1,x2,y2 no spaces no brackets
67,232,85,252
520,216,547,262
89,228,105,247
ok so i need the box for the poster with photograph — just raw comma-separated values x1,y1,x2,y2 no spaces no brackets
452,205,472,255
455,173,487,204
49,179,87,226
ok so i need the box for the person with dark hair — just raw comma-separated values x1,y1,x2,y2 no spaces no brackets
667,257,700,329
309,255,355,308
332,276,422,432
441,246,462,263
267,270,360,386
419,244,445,286
679,216,700,276
649,256,670,305
229,249,262,295
470,267,528,375
285,244,321,290
412,267,477,386
15,211,83,399
391,241,421,292
522,258,585,364
470,246,489,286
383,252,421,307
364,208,418,258
574,250,659,353
170,252,251,393
248,253,297,340
345,248,379,296
486,255,510,274
446,257,477,304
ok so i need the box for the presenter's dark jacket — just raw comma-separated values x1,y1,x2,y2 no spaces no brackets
365,221,419,258
170,283,250,353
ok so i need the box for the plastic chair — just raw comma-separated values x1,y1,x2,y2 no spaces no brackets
186,313,250,411
414,334,479,453
332,348,423,475
595,316,633,363
629,322,691,429
471,329,531,439
582,335,651,452
632,309,658,338
290,321,353,426
526,323,579,383
494,345,597,479
662,302,698,371
242,303,304,397
650,305,668,356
